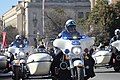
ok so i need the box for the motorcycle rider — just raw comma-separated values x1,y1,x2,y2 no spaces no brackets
58,19,80,39
110,29,120,43
10,35,22,47
109,29,120,66
10,35,29,48
51,19,80,80
22,36,29,47
37,41,46,52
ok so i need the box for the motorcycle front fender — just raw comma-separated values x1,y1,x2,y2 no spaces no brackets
73,60,84,67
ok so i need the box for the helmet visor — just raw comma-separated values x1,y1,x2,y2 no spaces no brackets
67,25,76,33
115,31,120,35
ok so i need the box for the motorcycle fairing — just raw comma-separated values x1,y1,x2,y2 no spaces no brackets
111,40,120,51
53,37,95,54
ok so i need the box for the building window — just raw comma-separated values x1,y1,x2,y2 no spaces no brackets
78,12,84,18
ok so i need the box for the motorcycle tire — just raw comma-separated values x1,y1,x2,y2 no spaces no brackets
76,67,84,80
12,65,21,80
20,63,26,80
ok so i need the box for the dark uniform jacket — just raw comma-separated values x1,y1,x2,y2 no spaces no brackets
84,54,95,79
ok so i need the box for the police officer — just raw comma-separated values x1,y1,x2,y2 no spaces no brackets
58,19,80,39
110,29,120,43
109,29,120,66
10,35,22,47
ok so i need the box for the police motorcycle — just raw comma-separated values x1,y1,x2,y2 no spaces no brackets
109,40,120,72
0,48,14,73
10,43,31,80
11,42,54,80
52,35,95,80
3,36,33,79
92,40,120,72
92,44,112,67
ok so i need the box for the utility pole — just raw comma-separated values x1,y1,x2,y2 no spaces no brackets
42,0,45,36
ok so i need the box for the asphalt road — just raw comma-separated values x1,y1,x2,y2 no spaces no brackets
89,67,120,80
0,67,120,80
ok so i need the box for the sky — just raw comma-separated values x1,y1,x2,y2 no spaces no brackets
0,0,21,17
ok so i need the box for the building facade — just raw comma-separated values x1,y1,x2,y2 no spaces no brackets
2,0,91,46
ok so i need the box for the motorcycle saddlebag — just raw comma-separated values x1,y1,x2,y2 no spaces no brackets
27,53,53,75
92,50,111,64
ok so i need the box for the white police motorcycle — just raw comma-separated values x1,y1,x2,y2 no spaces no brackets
52,35,95,80
92,40,120,72
12,45,53,80
109,40,120,72
10,44,32,80
4,41,33,79
12,35,94,80
92,45,112,67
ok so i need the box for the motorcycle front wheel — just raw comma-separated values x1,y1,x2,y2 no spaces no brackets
12,65,21,80
75,67,84,80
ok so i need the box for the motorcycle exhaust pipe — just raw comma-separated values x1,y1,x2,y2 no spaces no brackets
60,62,68,70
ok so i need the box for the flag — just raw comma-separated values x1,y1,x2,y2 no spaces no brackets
2,32,7,48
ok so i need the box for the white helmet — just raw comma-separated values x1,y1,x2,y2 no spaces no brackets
15,35,21,39
115,29,120,36
65,19,76,33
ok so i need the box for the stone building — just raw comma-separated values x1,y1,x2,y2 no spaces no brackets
2,0,91,46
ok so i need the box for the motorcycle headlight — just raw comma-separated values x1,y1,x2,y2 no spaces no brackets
73,36,78,39
72,47,81,55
